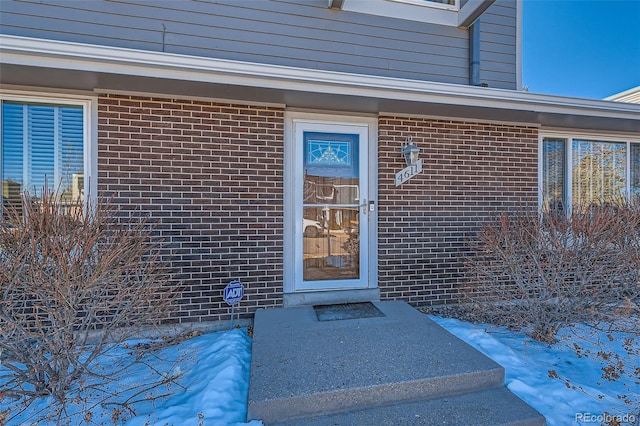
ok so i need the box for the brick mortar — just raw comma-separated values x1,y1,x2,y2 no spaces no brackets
97,99,539,320
377,116,539,306
98,94,285,323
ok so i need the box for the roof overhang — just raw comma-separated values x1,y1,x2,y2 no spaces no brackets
458,0,495,27
606,86,640,104
1,35,639,134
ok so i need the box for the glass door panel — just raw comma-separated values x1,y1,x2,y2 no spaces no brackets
296,127,368,290
303,206,360,281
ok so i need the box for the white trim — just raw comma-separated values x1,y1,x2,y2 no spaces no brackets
284,111,378,295
537,134,544,211
390,0,458,11
342,0,458,25
565,137,572,214
541,128,640,142
22,105,29,191
515,0,523,91
458,0,495,27
0,89,98,206
53,108,61,188
0,89,97,105
328,0,346,9
293,120,369,291
605,85,640,103
626,142,632,200
87,96,98,200
0,84,96,98
2,35,638,123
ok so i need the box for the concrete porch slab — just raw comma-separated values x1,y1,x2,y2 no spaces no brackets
247,300,545,425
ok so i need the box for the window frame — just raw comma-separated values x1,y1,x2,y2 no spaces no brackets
341,0,460,26
0,90,97,212
388,0,459,11
539,131,640,213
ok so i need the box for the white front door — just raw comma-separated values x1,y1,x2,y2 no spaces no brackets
291,118,372,291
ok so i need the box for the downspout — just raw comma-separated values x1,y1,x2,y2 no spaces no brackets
469,21,481,86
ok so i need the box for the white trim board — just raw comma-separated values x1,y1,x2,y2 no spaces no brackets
0,35,640,130
2,35,639,124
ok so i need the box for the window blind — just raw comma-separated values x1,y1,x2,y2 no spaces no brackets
1,102,84,208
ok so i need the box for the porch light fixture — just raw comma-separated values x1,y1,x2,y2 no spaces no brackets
401,136,420,166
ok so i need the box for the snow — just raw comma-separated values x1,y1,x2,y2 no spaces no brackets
2,328,261,426
124,329,258,426
2,317,637,425
429,316,638,426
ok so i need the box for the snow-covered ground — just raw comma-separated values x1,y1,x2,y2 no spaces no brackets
1,329,260,426
430,316,638,426
2,317,637,425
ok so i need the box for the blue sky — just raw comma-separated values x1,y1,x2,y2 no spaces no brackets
522,0,640,100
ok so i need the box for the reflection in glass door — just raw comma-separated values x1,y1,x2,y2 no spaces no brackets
299,129,367,288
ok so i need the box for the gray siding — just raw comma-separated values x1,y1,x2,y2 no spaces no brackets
0,0,517,89
478,0,517,89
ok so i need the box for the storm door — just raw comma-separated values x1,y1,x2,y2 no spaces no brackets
293,121,370,291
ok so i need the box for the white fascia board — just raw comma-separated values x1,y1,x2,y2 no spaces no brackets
341,0,457,26
2,35,639,122
458,0,495,27
605,86,640,103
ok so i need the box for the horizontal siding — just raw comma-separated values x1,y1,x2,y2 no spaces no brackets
478,0,517,89
0,0,476,85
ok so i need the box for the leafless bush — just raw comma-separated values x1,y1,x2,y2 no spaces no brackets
0,188,181,423
465,203,640,343
465,203,640,423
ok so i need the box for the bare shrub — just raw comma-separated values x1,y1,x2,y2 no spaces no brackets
465,203,640,343
0,188,181,423
465,203,640,423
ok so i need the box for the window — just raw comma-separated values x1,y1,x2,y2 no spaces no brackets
631,144,640,197
425,0,455,5
390,0,458,10
542,138,565,211
341,0,461,26
1,99,88,217
541,136,640,212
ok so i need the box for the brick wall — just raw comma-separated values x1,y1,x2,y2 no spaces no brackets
97,98,539,321
377,116,539,306
98,94,285,323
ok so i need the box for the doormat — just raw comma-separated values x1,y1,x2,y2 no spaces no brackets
313,302,385,322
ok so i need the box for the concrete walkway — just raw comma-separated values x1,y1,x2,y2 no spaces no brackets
247,301,545,425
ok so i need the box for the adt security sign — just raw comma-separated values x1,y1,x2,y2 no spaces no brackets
223,280,244,306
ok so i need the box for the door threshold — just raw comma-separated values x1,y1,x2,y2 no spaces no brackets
283,288,380,307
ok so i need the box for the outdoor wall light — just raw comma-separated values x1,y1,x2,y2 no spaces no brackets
401,136,420,166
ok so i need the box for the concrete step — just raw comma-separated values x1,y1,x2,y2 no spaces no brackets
247,301,544,425
271,387,545,426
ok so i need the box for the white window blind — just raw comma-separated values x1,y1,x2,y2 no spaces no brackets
571,139,626,210
542,136,639,212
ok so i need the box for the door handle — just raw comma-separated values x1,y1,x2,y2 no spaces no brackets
361,199,367,215
360,199,375,214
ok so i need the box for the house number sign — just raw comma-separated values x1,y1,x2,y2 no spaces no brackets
395,159,423,186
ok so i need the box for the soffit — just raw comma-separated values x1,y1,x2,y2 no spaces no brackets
1,35,639,133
